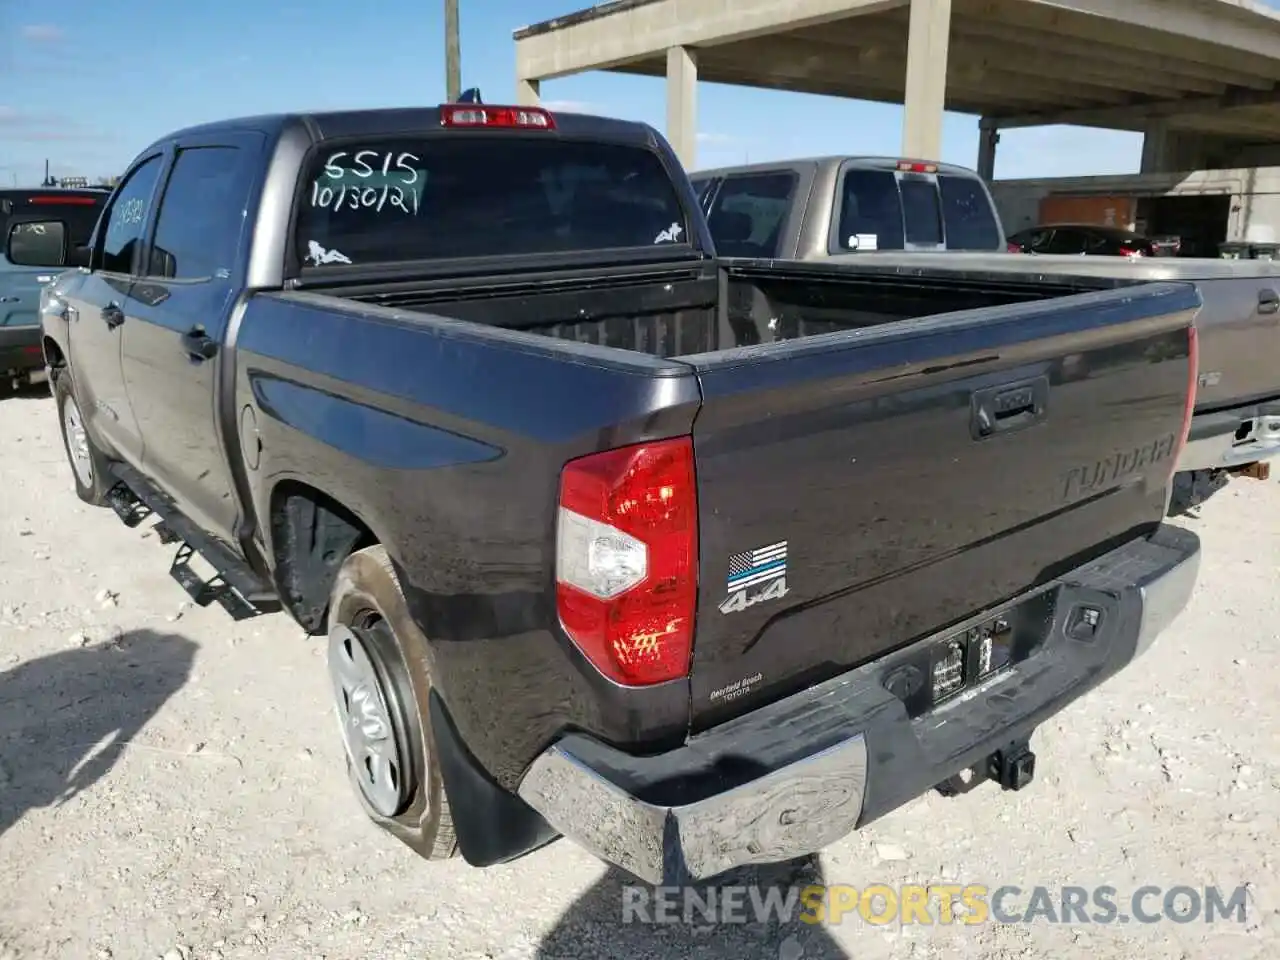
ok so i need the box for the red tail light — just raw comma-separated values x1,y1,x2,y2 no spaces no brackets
439,104,555,129
29,195,99,205
896,160,938,173
555,437,698,686
1007,242,1023,254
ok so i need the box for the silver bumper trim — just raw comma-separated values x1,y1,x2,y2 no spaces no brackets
1178,415,1280,472
517,733,868,885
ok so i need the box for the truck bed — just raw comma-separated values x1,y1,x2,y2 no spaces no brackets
284,258,1197,732
322,257,1106,358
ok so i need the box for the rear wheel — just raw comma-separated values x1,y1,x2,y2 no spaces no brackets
54,371,112,506
326,545,457,861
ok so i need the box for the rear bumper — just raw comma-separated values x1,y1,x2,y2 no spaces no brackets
1178,402,1280,471
0,325,44,375
517,525,1200,885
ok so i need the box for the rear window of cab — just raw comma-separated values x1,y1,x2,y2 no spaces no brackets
294,137,690,268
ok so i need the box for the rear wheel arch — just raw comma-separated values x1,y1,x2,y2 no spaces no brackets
43,336,66,370
268,479,380,634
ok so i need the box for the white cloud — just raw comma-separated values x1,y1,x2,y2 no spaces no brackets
20,24,64,42
541,99,603,114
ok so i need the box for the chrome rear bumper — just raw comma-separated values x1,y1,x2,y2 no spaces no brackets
518,525,1200,885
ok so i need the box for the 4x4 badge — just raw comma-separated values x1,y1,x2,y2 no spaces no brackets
719,540,789,614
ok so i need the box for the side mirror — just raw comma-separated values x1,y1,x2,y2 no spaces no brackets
6,219,68,268
69,244,91,268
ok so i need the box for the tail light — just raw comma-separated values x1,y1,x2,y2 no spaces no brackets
555,437,698,686
29,195,100,206
440,104,555,129
896,160,938,174
1007,242,1023,254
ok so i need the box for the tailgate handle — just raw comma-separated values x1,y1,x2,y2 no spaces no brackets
971,377,1049,439
1259,288,1279,315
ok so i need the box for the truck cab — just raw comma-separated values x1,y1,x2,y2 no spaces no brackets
689,156,1008,260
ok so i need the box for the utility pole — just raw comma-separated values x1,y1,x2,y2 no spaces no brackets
444,0,460,103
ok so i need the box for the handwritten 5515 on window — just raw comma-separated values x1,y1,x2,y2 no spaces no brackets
310,150,422,214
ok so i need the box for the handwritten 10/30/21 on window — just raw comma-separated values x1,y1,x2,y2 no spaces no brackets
310,150,424,215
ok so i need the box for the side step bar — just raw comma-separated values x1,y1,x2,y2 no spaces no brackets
106,462,279,621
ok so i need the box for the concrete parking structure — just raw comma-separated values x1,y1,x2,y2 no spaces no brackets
513,0,1280,175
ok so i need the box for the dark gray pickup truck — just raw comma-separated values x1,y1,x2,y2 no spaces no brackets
12,103,1200,886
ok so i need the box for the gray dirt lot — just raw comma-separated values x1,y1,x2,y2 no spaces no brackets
0,388,1277,960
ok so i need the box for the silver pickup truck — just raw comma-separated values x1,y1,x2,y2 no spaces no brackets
691,156,1280,497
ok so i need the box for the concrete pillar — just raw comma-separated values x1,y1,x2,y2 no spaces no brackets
516,78,540,106
902,0,952,160
666,46,698,170
1140,120,1169,173
976,119,999,180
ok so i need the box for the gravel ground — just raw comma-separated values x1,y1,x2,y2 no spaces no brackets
1,386,1277,960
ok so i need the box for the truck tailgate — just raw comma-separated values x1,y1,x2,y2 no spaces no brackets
683,278,1199,729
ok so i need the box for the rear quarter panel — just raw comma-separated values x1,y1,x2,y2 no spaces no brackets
1188,274,1280,410
231,291,702,789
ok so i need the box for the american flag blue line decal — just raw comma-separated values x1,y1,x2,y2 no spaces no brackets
726,541,788,592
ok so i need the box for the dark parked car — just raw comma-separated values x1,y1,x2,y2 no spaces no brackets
0,188,107,390
1008,223,1156,258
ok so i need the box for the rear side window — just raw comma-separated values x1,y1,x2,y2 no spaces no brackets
295,137,689,268
706,172,797,258
937,175,1001,250
836,169,904,251
148,146,251,280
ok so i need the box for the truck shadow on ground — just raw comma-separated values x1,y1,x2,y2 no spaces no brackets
0,629,197,838
0,382,51,403
536,856,851,960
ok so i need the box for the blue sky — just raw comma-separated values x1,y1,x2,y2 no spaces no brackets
0,0,1262,187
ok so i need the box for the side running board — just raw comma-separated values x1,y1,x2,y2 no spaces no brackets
106,462,279,621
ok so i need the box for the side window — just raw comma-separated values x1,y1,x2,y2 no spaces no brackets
99,156,164,274
836,169,904,251
1044,229,1084,254
148,146,250,280
1028,229,1054,252
937,175,1002,250
899,176,943,246
706,172,797,258
690,177,715,208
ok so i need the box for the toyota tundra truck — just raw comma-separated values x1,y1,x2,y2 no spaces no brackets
14,102,1200,885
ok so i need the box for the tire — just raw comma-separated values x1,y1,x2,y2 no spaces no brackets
326,545,457,861
54,370,113,506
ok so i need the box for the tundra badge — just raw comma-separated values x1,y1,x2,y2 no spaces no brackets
719,540,789,614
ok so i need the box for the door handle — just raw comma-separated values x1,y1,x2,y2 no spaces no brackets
1259,288,1279,315
0,296,16,303
102,302,125,328
41,297,68,321
181,329,218,361
971,376,1050,440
